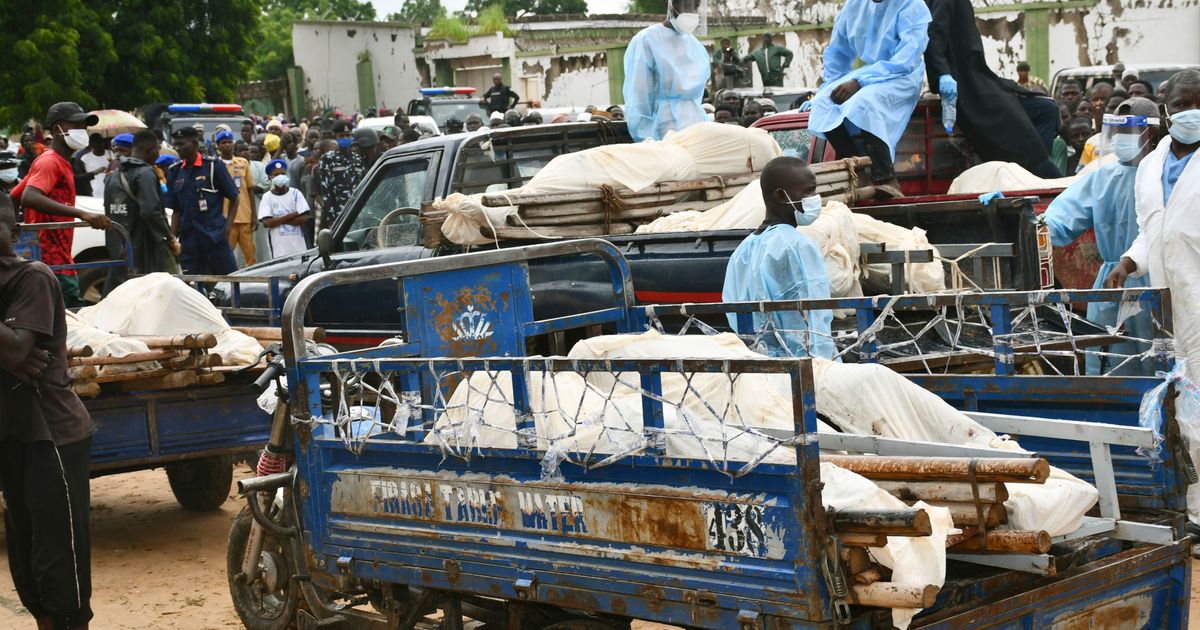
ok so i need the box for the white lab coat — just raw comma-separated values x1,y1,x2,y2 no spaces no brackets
1124,137,1200,378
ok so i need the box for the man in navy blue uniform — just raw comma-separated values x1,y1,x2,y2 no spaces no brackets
164,126,239,275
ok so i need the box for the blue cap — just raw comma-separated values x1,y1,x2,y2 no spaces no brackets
214,129,236,143
156,155,179,167
113,133,134,148
265,158,288,174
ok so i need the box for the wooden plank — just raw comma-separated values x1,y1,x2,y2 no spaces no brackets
68,365,99,381
126,333,217,350
197,372,226,386
163,354,223,370
849,583,939,609
232,326,326,343
947,529,1051,554
875,480,1009,504
484,223,636,240
72,381,101,398
70,350,180,367
114,370,199,392
822,454,1049,484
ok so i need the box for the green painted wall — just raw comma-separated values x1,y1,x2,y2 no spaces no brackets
287,66,306,118
356,58,376,110
608,45,627,106
1024,8,1051,85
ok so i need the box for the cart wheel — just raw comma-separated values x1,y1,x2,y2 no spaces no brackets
165,455,234,511
227,506,300,630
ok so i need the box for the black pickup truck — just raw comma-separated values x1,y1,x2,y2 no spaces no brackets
226,122,1042,344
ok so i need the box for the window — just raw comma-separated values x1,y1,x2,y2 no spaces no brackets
343,157,431,251
770,129,813,160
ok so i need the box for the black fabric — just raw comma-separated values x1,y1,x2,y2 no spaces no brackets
481,84,520,114
824,124,896,182
925,0,1050,172
102,156,173,292
1015,92,1063,153
0,259,36,440
1,437,93,629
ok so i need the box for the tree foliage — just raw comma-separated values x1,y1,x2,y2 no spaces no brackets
463,0,587,18
626,0,664,14
0,0,264,128
389,0,447,25
0,0,117,128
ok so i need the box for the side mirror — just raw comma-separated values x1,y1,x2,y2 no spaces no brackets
316,229,334,269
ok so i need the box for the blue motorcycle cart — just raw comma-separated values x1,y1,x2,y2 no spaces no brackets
230,240,1190,629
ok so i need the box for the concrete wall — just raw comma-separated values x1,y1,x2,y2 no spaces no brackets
711,0,1199,89
292,21,421,115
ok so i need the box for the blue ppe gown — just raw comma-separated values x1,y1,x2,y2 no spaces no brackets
1043,159,1153,375
622,24,711,142
722,224,836,359
808,0,932,159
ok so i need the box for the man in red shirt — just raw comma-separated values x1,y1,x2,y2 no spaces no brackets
10,103,112,307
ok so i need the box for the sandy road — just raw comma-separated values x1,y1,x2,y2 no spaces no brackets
0,468,1198,629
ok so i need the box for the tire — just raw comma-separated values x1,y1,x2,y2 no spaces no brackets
165,455,234,511
227,506,300,630
77,267,107,305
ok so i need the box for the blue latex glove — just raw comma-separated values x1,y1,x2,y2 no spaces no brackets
798,99,812,112
938,74,958,100
978,191,1005,205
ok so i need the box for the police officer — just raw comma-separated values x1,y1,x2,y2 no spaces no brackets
164,126,239,275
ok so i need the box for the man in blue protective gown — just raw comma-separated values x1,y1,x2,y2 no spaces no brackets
1043,97,1160,375
722,157,836,359
622,0,711,142
804,0,931,197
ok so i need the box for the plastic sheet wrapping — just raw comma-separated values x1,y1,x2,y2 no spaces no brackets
1138,359,1200,524
76,272,263,366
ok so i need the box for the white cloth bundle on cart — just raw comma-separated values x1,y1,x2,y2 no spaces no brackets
436,123,781,245
76,272,263,366
65,311,158,375
424,330,1100,627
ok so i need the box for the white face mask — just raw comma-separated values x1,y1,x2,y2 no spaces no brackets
782,190,822,226
0,168,17,184
1111,133,1146,163
1167,109,1200,145
671,12,700,35
271,174,289,189
57,126,89,151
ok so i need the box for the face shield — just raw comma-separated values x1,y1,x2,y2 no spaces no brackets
668,0,708,37
1098,113,1158,166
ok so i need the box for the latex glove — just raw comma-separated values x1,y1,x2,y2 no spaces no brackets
939,74,958,100
978,191,1005,205
798,100,812,112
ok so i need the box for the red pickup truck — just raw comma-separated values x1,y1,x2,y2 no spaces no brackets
752,100,1099,290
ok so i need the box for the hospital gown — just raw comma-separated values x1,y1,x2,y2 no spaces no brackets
1043,159,1153,375
722,224,836,359
808,0,931,158
622,24,711,142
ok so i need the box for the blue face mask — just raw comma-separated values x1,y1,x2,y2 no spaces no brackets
781,190,822,226
337,137,353,150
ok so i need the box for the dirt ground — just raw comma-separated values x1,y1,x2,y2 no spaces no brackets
0,468,1199,629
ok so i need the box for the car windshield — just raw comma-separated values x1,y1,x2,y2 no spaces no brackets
770,128,813,160
343,157,430,251
429,100,488,127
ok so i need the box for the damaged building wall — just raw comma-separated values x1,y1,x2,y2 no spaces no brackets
293,21,421,114
518,53,611,106
712,0,1198,92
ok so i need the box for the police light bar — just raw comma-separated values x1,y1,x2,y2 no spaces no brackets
167,103,244,114
419,87,477,96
